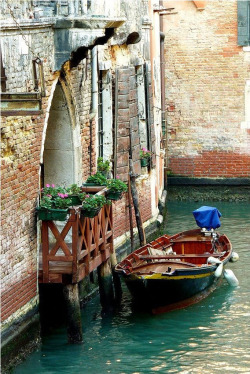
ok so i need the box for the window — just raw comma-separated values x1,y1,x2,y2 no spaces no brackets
0,46,7,92
238,0,250,46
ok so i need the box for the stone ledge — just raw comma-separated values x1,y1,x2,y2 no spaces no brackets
1,309,40,373
167,177,250,186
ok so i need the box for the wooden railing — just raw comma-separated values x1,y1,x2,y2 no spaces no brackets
39,202,113,284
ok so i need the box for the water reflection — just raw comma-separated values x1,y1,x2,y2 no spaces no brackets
14,201,250,374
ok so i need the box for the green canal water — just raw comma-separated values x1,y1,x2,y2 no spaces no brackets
14,201,250,374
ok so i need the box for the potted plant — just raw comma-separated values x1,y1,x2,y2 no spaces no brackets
140,147,151,167
66,184,85,206
83,172,108,187
80,194,108,218
37,184,72,221
97,157,110,177
106,177,128,201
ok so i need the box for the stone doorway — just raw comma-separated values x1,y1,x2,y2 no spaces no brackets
43,83,76,188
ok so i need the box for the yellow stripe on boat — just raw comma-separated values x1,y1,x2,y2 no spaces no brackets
136,272,213,280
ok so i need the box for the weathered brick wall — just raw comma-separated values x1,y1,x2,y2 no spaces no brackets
1,60,93,326
164,0,250,178
60,58,94,181
116,66,141,178
113,64,155,239
113,176,152,240
1,25,54,93
1,22,57,324
116,65,156,178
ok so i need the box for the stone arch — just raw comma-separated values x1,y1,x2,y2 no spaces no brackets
42,80,82,188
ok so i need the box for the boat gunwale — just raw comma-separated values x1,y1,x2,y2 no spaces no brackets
115,228,232,276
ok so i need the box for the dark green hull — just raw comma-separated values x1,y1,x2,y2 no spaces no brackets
124,269,218,310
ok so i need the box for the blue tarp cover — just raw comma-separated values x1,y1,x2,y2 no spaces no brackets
192,206,222,229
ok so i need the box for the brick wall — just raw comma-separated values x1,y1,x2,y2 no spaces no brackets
1,114,45,322
113,176,152,239
116,66,141,178
164,0,250,178
1,58,94,325
112,65,156,239
61,58,94,180
1,25,56,324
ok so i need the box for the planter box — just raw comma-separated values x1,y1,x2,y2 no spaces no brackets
106,191,122,201
82,182,99,187
140,158,149,167
80,207,101,218
36,207,68,221
69,195,82,206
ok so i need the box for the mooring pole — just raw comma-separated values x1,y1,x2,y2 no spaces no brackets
98,259,115,312
63,284,83,344
128,174,134,252
110,251,122,301
129,159,146,247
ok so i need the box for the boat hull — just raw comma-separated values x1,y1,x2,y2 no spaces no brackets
115,228,232,312
124,267,218,309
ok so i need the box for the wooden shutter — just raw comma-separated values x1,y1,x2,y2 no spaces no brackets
238,0,250,46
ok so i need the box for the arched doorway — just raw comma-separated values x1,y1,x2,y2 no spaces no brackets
43,83,75,187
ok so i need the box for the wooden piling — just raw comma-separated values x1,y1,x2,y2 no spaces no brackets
128,174,134,252
110,252,122,301
97,260,115,312
129,159,146,247
63,284,83,343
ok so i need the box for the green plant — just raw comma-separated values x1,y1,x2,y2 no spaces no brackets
39,195,53,209
81,194,107,211
53,195,72,209
40,184,71,210
85,172,108,186
66,184,85,200
140,147,151,159
97,157,110,173
107,178,128,193
42,184,66,197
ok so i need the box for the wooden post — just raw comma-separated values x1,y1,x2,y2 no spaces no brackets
129,159,146,247
63,284,83,343
110,252,122,301
128,174,134,252
97,260,114,312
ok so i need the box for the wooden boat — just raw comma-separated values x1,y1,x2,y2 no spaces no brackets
115,207,235,314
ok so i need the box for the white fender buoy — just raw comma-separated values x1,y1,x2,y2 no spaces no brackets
207,256,222,265
214,263,224,278
224,269,239,287
230,252,239,263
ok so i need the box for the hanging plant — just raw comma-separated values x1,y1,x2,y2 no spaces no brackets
106,177,128,201
140,148,151,167
97,157,110,177
37,184,72,221
80,194,108,218
66,184,85,205
84,172,108,186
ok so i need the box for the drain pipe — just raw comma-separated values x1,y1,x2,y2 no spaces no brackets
90,47,98,174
